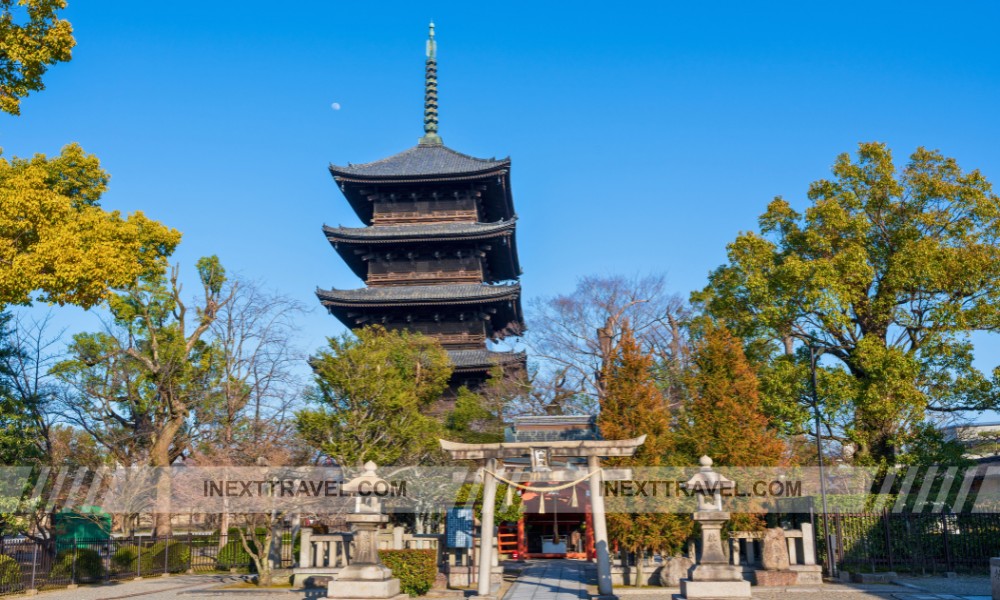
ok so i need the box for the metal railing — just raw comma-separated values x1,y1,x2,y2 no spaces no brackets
816,511,1000,575
0,530,294,596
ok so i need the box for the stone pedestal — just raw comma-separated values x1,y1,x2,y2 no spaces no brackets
754,569,798,587
788,564,823,585
679,513,751,598
328,514,406,600
680,579,753,599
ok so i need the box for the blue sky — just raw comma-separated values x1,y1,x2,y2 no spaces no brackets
4,1,1000,417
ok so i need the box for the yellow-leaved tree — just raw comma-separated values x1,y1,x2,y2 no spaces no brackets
0,143,181,309
0,0,75,116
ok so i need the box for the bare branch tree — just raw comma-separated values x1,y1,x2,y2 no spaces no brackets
525,274,690,412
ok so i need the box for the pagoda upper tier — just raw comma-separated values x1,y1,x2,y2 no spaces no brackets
323,219,520,284
329,144,514,225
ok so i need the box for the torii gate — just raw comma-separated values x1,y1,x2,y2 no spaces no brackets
440,436,646,598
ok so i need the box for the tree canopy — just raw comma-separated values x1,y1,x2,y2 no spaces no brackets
0,144,181,309
695,143,1000,464
0,0,74,116
296,326,453,467
598,323,692,567
677,322,785,467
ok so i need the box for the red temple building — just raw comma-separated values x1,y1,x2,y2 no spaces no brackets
500,416,600,560
317,23,525,390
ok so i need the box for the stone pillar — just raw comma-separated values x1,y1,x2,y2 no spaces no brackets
800,523,816,566
786,536,798,565
588,455,614,597
475,457,498,599
299,528,312,568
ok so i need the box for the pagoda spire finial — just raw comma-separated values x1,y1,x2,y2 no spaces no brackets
419,21,443,146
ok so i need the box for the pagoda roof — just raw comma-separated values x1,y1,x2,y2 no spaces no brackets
323,219,516,243
316,283,519,306
329,144,509,182
448,349,526,373
317,283,523,339
329,144,514,226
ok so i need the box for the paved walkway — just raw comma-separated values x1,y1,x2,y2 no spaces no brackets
503,560,592,600
498,559,993,600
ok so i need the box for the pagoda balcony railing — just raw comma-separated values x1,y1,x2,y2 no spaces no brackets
367,269,483,285
432,332,487,346
372,209,479,224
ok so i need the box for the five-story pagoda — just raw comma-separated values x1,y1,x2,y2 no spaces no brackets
317,23,526,390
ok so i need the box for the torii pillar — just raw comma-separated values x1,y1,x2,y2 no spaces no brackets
440,436,645,599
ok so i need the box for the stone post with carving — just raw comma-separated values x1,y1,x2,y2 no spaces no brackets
678,456,751,599
328,462,407,600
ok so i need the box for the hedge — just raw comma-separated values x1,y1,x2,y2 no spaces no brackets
111,540,190,574
379,549,436,596
148,540,190,572
49,548,104,582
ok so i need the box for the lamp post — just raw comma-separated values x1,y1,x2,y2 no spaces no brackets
809,344,836,579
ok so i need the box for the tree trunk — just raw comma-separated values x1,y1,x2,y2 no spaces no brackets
255,532,274,586
149,415,186,537
218,510,231,550
635,550,644,587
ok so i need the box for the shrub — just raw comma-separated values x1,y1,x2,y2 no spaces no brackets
0,555,22,590
216,535,253,571
379,549,436,596
48,548,104,582
111,545,138,572
109,541,190,574
147,540,190,573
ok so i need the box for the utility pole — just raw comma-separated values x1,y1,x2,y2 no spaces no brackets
810,344,836,578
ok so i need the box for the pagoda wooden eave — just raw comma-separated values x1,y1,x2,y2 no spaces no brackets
317,283,524,339
323,220,520,283
333,171,514,226
440,436,647,460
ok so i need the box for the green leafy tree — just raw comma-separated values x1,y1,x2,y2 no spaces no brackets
296,326,452,467
695,143,1000,465
54,257,233,536
0,144,181,309
444,386,504,444
0,0,74,116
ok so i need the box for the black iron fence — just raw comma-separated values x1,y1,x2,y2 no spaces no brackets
816,511,1000,575
0,531,295,596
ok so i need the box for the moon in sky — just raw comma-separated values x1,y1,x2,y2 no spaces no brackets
331,102,341,110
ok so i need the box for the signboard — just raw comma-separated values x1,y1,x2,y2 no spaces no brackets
446,507,474,548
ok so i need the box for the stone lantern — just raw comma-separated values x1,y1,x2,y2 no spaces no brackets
678,456,751,599
328,461,407,600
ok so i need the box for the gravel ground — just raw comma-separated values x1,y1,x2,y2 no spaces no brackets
19,571,995,600
22,575,313,600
